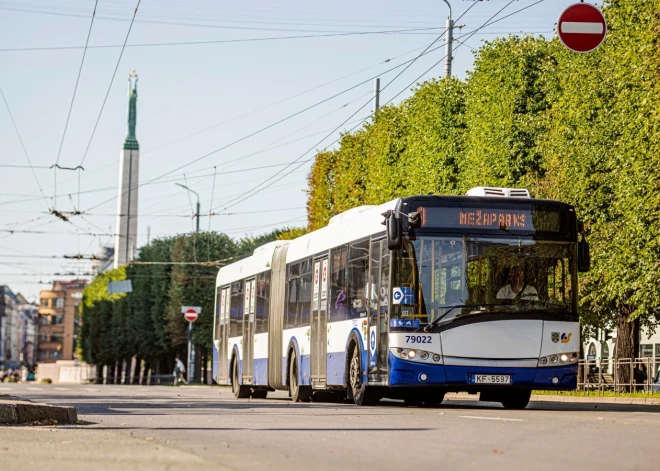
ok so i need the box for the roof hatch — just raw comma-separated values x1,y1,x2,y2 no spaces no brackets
466,187,531,198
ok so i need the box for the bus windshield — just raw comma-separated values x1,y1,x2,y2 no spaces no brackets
390,236,577,329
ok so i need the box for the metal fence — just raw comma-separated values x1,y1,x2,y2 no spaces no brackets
578,357,659,393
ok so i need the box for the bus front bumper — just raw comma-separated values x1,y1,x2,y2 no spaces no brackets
388,353,577,390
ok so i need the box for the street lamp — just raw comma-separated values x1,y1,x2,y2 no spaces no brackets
175,183,200,233
442,0,453,78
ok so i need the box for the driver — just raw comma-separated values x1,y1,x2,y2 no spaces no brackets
497,266,538,301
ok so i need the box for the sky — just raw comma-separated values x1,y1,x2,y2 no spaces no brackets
0,0,600,300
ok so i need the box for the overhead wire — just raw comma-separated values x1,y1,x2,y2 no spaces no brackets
70,0,141,210
0,83,51,211
53,0,99,213
219,0,538,209
78,33,460,216
213,0,481,212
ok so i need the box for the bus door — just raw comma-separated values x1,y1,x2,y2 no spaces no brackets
369,239,390,384
311,256,328,389
217,286,230,384
242,278,256,385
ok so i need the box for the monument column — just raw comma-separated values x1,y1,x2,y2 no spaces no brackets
114,70,140,268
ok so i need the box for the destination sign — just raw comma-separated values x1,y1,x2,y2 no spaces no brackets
415,206,563,233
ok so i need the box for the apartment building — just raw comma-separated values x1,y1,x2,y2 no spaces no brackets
37,280,87,363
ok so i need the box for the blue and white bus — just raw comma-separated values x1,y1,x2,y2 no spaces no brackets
213,187,590,408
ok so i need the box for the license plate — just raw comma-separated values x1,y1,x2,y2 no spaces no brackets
473,374,511,384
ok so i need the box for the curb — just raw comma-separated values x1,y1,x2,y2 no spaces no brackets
0,395,77,425
443,392,660,406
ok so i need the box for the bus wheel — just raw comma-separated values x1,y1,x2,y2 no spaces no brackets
349,343,380,406
251,389,268,399
289,353,311,402
500,389,531,410
231,358,250,399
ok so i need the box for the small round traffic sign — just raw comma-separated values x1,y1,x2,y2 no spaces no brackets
558,3,607,53
184,308,199,322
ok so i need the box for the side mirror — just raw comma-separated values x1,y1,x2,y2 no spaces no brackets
578,237,590,272
407,211,421,229
386,213,402,250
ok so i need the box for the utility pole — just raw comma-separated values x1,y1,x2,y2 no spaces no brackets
176,183,201,233
442,0,453,78
373,78,381,115
175,183,201,383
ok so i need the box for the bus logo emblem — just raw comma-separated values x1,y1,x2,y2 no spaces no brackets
551,332,560,343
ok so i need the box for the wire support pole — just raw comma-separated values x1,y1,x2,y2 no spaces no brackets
442,0,453,78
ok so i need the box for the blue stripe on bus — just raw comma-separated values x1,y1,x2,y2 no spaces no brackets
389,353,447,386
253,358,268,386
389,353,578,389
212,343,219,383
327,352,347,385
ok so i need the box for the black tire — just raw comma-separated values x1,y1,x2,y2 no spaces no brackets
231,358,250,399
500,389,531,410
251,389,268,399
348,342,380,406
289,352,311,402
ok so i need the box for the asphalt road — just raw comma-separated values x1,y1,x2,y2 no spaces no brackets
1,384,658,471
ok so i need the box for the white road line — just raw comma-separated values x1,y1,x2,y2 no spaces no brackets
26,387,42,391
560,22,604,34
0,386,11,391
459,416,526,422
54,387,71,391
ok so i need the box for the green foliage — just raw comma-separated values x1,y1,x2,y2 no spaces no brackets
276,226,307,240
79,228,290,371
305,0,660,341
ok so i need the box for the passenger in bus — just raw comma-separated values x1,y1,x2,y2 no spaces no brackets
496,266,538,301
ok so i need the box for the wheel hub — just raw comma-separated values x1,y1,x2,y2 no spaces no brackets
350,354,361,390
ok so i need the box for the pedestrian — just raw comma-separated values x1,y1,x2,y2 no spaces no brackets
174,354,187,385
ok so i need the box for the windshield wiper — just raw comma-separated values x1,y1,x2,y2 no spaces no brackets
420,304,487,332
421,303,513,332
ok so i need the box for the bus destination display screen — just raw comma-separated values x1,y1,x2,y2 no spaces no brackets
415,206,564,233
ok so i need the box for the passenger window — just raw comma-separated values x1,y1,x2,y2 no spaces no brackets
299,259,312,326
329,245,348,322
285,263,300,329
230,280,244,338
255,272,270,334
347,240,369,320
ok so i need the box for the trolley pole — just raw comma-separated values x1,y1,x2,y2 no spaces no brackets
442,0,453,78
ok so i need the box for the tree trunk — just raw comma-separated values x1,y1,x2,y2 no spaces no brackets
615,304,640,392
577,327,585,386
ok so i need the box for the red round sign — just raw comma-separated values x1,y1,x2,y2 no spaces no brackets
184,308,199,322
558,3,607,53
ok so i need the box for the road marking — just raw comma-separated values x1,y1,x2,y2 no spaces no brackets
560,22,604,34
54,387,71,391
459,415,526,422
26,387,42,391
0,386,11,391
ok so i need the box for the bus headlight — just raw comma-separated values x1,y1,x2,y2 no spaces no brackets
538,352,578,367
432,354,441,362
420,351,429,360
408,350,417,359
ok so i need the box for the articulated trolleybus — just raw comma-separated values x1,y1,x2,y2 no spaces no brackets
213,187,591,408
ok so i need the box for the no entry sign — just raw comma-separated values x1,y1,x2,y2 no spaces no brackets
558,3,607,53
181,305,201,322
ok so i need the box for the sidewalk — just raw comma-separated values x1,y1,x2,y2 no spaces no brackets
0,394,78,424
444,392,660,405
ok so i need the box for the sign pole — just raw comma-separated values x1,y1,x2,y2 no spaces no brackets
187,321,195,384
181,306,201,384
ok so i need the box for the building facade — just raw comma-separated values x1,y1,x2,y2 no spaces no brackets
583,326,660,378
37,280,87,363
0,286,38,368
